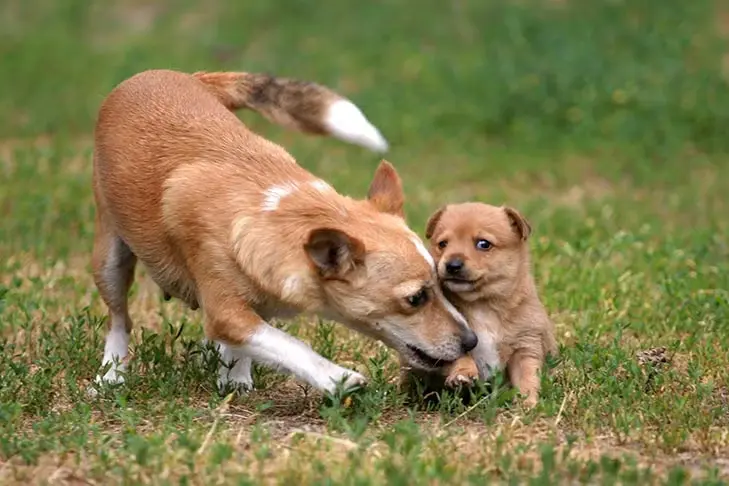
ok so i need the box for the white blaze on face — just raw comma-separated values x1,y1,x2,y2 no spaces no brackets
433,285,470,329
261,183,298,211
409,232,470,329
409,234,436,270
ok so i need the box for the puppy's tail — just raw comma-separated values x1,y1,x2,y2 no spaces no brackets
193,71,388,153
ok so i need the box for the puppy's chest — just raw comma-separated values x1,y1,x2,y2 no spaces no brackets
462,306,518,361
463,306,501,336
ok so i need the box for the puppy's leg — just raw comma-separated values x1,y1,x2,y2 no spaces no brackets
444,355,479,387
507,351,542,407
91,215,137,387
201,279,366,394
215,342,253,394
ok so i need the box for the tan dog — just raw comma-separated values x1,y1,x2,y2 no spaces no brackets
424,203,558,406
91,69,481,396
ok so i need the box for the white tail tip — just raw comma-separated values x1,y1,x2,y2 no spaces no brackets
324,100,389,153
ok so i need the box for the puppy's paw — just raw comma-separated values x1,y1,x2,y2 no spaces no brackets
521,394,538,409
445,372,478,388
444,355,480,388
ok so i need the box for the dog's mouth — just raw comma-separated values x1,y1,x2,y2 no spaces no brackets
406,344,454,370
441,277,480,293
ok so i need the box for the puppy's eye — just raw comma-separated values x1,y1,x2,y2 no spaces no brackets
406,288,429,308
437,240,448,249
475,239,492,251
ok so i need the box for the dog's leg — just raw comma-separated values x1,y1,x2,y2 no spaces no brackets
91,214,137,388
201,279,366,394
215,342,253,394
507,351,541,408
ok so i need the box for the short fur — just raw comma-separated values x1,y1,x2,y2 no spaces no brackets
424,202,558,406
91,69,479,396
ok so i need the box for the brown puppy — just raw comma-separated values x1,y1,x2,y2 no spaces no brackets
425,203,558,407
91,69,481,397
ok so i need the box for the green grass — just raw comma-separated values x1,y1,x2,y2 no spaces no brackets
1,0,729,484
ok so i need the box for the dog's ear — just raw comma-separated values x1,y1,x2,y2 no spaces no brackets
304,228,365,278
367,160,404,217
425,206,448,240
504,206,532,241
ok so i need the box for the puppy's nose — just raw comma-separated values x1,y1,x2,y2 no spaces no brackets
461,330,479,353
445,258,464,275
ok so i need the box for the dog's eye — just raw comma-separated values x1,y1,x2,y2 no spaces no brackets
437,240,448,249
406,288,429,308
475,239,492,251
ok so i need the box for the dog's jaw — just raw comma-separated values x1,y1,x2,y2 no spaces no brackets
324,100,389,153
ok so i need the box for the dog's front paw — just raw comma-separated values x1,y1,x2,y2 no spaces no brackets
97,362,127,386
217,375,254,396
87,363,127,397
326,369,368,394
342,371,368,390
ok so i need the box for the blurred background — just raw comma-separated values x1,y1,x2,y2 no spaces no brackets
2,0,729,148
2,0,728,252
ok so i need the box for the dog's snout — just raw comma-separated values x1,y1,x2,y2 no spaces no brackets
445,258,464,275
461,330,478,353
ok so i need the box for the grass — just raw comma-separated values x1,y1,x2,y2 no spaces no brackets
1,0,729,484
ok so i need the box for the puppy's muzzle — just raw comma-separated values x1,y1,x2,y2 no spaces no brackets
445,257,464,276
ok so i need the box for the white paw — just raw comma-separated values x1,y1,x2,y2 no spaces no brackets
214,341,254,395
87,363,127,397
343,371,367,389
324,369,367,394
99,363,127,385
217,373,254,395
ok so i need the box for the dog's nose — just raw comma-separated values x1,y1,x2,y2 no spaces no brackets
461,330,479,353
445,258,464,275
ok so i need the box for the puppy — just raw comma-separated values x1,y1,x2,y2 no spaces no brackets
91,69,482,397
424,203,558,406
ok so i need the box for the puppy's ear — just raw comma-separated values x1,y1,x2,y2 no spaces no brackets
504,207,532,241
425,206,448,240
305,228,365,278
367,160,404,217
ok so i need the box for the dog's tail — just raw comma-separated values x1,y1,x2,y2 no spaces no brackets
193,71,388,153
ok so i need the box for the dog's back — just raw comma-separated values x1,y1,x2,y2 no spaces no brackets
93,69,389,297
